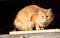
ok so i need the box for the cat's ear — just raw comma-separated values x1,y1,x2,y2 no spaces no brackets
48,8,52,13
38,10,43,14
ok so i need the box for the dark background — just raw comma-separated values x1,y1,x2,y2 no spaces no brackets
0,0,60,34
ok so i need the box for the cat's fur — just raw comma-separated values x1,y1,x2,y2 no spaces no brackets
14,5,54,31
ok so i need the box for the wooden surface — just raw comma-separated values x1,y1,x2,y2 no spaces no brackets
0,29,60,38
9,29,60,34
0,32,60,38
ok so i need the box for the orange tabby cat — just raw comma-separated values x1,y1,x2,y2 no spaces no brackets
14,5,54,31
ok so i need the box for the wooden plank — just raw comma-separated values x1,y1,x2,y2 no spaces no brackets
9,29,60,35
0,32,60,38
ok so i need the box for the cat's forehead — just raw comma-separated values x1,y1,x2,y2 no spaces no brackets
42,9,52,14
38,8,53,15
38,11,52,16
41,9,48,12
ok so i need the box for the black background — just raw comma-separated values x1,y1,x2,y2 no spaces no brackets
0,0,60,34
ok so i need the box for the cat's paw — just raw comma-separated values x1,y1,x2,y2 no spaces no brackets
40,27,44,30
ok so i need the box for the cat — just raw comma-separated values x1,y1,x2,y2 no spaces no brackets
13,5,54,31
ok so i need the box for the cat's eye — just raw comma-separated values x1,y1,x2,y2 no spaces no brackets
46,16,48,17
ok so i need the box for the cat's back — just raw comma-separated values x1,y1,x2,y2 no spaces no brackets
22,5,40,11
14,5,41,23
15,5,41,21
17,5,41,15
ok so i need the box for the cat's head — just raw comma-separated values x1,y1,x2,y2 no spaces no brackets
37,8,54,27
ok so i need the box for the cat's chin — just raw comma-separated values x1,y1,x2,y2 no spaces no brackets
38,23,49,27
38,23,45,27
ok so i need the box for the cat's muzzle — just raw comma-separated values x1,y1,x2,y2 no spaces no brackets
39,22,48,27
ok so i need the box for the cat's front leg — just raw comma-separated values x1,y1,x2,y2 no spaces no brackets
36,24,40,30
27,21,34,31
38,23,44,30
28,27,33,31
